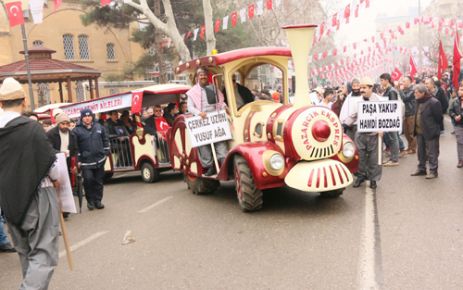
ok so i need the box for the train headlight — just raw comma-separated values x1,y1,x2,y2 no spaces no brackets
339,141,355,162
263,151,285,176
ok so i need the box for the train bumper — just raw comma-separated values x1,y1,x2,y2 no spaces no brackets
284,160,353,192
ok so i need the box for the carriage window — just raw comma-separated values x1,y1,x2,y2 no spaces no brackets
242,64,284,105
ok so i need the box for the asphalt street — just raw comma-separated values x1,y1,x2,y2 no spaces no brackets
1,121,463,290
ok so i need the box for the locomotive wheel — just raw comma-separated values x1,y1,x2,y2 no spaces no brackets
141,162,160,183
319,189,344,198
185,174,219,195
234,155,263,212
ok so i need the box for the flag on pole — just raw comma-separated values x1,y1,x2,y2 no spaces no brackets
101,0,111,6
30,0,45,24
409,55,417,79
5,1,24,27
437,40,448,79
452,32,462,89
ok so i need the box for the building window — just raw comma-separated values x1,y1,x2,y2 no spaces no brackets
76,81,85,102
32,40,44,47
37,83,50,106
78,35,90,60
106,43,116,60
63,34,74,60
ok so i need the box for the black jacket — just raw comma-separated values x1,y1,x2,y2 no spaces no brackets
0,116,56,226
383,86,399,101
414,97,443,140
433,87,449,114
73,121,110,168
105,118,129,138
449,98,463,127
46,126,78,158
401,87,416,117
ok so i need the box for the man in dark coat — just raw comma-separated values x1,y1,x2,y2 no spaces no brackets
411,84,443,179
380,73,401,166
73,108,110,210
401,76,417,154
0,77,60,289
425,77,447,130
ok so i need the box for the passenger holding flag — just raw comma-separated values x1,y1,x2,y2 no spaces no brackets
186,67,228,176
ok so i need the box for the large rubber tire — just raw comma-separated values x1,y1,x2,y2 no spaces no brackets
186,174,219,195
141,162,160,183
319,189,344,198
234,155,263,212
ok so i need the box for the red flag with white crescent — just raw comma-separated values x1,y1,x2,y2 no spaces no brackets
131,91,143,114
6,1,24,27
155,117,170,138
214,18,221,33
231,11,238,27
391,67,403,81
248,4,255,19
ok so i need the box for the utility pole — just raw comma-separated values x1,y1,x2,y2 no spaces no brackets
20,23,35,110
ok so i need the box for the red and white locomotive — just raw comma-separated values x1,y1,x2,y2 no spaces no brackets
169,25,358,211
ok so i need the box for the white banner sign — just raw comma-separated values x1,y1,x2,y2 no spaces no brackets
357,101,402,133
55,153,77,214
185,110,232,148
62,93,133,118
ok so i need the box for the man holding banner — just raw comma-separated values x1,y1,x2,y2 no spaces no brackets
186,67,228,176
353,77,384,189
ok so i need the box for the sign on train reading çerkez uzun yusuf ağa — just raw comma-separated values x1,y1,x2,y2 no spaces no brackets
357,101,402,133
185,110,232,148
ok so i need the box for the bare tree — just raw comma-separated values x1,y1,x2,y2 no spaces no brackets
122,0,193,61
202,0,216,54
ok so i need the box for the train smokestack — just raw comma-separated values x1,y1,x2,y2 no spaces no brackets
283,25,317,108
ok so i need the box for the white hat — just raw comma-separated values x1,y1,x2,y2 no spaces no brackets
55,112,70,124
0,77,25,101
360,77,374,86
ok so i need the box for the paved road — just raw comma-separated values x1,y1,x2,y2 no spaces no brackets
1,123,463,290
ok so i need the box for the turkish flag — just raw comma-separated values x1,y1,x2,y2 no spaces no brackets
131,91,143,114
5,1,24,27
266,0,272,10
214,18,221,33
332,13,337,27
344,4,351,23
54,0,62,10
409,55,418,80
391,67,403,81
354,4,359,17
248,4,255,19
365,0,370,8
452,32,462,88
231,11,238,27
101,0,111,6
437,40,448,79
155,117,170,138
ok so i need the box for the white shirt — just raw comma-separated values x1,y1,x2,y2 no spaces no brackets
59,130,70,156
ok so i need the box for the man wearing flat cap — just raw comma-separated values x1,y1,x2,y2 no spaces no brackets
0,77,61,289
73,108,110,210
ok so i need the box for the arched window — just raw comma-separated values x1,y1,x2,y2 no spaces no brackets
63,34,74,60
78,34,90,60
32,40,44,47
106,43,116,60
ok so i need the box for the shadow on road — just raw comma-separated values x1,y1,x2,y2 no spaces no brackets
208,181,352,217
